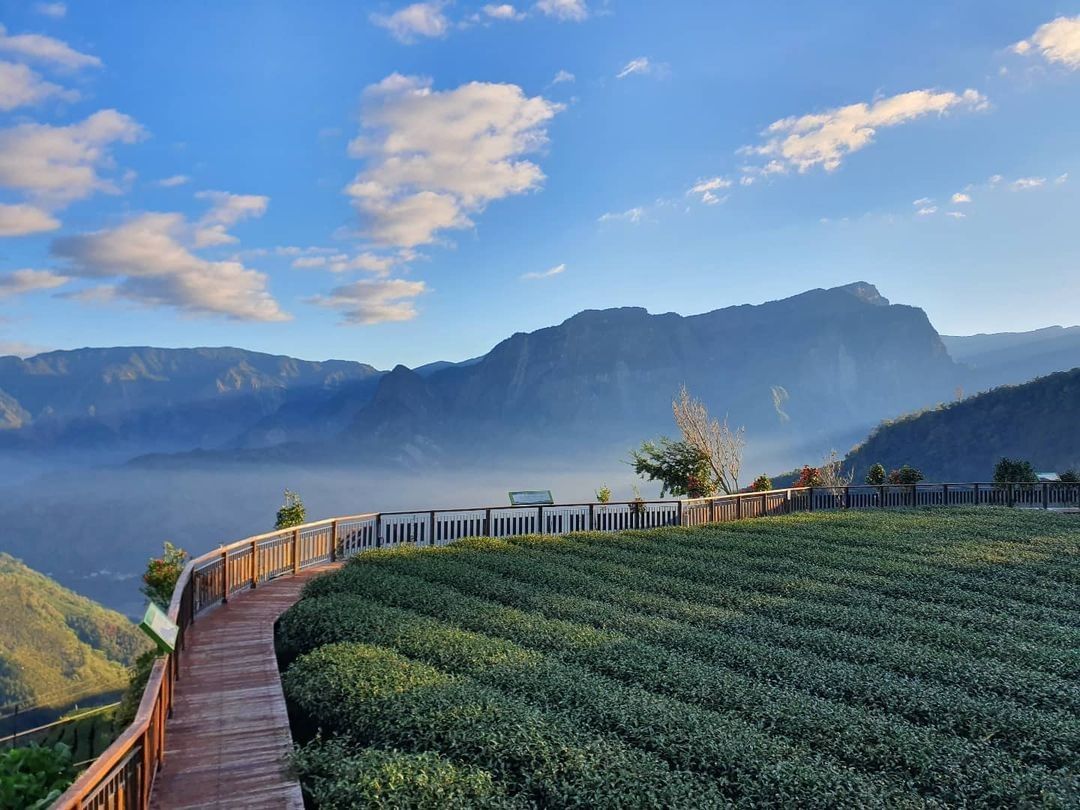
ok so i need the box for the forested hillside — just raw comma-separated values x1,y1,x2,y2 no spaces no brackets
0,554,147,715
845,368,1080,481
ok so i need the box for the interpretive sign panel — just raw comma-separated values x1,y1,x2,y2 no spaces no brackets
508,490,554,506
139,602,179,653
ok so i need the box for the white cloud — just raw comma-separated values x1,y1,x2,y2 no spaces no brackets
345,73,561,249
292,251,397,276
0,60,76,110
536,0,588,21
742,88,988,173
916,206,938,216
912,197,933,206
51,210,288,321
483,4,525,20
155,174,190,188
616,57,651,79
945,211,966,219
371,2,450,43
0,268,68,298
0,110,144,207
520,262,565,280
688,176,732,205
1012,16,1080,69
951,192,972,203
0,23,101,69
310,278,427,324
192,190,269,247
552,69,575,84
0,203,60,236
34,3,67,18
1055,172,1069,185
598,206,645,224
1011,176,1045,190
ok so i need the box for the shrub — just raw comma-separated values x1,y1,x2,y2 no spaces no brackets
0,743,75,809
114,649,158,730
887,465,924,485
993,458,1038,485
290,738,519,809
141,541,187,610
275,489,307,529
865,463,886,485
750,474,773,492
595,485,611,504
1057,469,1079,483
793,466,822,487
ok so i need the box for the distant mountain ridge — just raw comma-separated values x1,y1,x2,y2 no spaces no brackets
843,367,1080,482
0,347,384,471
942,326,1080,392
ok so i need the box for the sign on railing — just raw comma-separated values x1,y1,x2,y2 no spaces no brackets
53,481,1080,810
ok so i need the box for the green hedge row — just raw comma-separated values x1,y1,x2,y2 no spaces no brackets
284,643,730,809
282,509,1080,807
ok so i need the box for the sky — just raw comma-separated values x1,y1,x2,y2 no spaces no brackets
0,0,1077,368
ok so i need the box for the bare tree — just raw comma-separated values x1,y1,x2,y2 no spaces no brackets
672,385,745,495
818,449,854,491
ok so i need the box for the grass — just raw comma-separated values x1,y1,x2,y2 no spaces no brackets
277,507,1080,808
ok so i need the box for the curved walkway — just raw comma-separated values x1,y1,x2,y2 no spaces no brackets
150,566,337,809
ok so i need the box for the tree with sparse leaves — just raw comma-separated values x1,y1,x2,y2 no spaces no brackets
671,385,745,495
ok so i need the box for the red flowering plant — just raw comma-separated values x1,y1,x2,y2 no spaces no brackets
141,541,188,610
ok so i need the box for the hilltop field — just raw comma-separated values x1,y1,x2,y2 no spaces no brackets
277,509,1080,808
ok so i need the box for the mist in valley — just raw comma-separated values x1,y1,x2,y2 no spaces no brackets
0,434,814,617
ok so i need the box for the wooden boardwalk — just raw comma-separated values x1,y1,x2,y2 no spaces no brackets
150,566,337,809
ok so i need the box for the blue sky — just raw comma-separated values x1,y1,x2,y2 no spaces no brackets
0,0,1077,368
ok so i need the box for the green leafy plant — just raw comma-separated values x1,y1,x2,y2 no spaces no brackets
275,489,307,530
0,743,75,809
114,648,159,730
1059,469,1080,483
750,474,773,492
865,464,886,485
993,458,1038,485
630,437,713,498
887,465,924,485
141,541,188,610
595,485,611,504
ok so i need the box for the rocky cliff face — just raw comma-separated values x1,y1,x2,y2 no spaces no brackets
342,282,960,462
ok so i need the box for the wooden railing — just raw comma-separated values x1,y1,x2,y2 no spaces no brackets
53,481,1079,808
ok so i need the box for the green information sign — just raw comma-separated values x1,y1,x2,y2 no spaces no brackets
139,602,179,653
508,490,554,506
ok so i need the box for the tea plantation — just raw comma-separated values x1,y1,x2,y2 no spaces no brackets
277,508,1080,808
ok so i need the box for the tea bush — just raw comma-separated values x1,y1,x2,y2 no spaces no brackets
280,508,1080,807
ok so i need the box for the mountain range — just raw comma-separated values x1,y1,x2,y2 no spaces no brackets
1,281,1079,615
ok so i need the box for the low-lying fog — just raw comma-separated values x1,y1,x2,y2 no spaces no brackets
0,436,820,617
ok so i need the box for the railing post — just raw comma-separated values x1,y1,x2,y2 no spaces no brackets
910,485,916,507
485,507,492,536
429,510,436,546
221,548,229,604
844,486,850,509
709,498,716,523
676,499,683,526
973,482,980,506
1008,483,1015,508
785,489,791,513
760,492,767,516
941,483,949,507
292,528,301,574
808,487,814,512
330,520,338,561
1042,482,1049,510
736,494,742,520
250,539,258,589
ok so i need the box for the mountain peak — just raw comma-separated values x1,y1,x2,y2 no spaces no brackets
833,282,889,306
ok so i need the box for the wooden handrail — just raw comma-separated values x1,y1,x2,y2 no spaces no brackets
52,481,1079,809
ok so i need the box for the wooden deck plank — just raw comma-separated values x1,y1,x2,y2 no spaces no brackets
150,566,338,810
